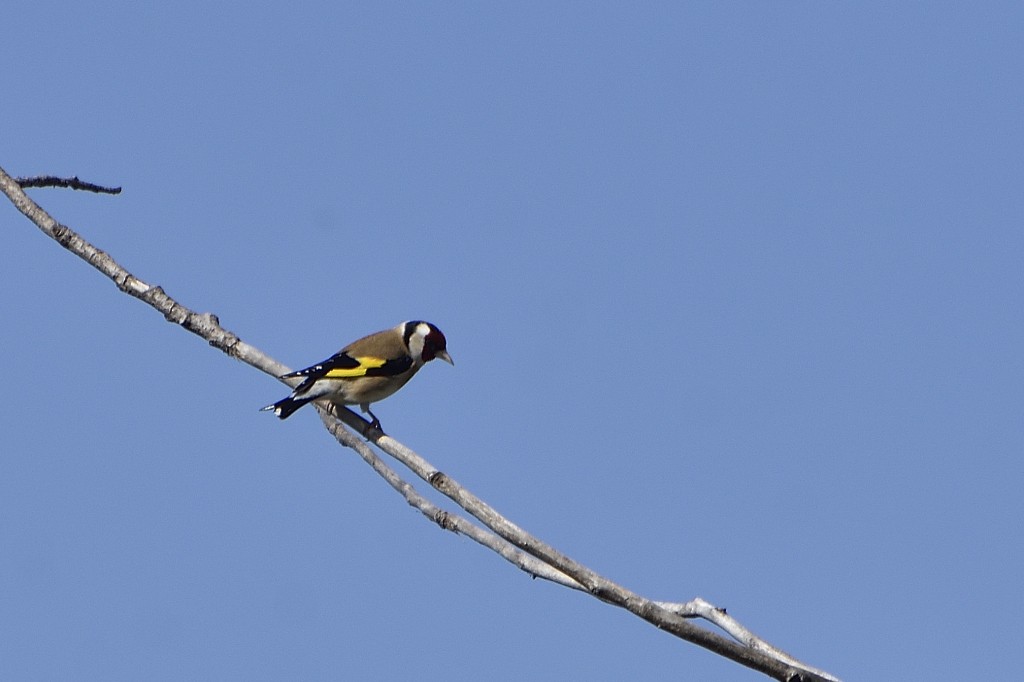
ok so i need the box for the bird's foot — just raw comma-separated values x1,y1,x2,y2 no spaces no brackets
363,417,383,437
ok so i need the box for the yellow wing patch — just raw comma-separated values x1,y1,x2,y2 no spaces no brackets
323,356,388,378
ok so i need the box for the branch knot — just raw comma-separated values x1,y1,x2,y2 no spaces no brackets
52,222,73,248
428,470,449,491
433,510,458,532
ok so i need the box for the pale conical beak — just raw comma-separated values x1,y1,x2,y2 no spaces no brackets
437,350,454,366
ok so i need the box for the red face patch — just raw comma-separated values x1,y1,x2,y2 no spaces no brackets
422,326,447,361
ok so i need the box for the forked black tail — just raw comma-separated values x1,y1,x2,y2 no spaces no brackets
260,395,315,420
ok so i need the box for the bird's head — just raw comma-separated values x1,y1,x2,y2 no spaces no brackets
403,321,454,366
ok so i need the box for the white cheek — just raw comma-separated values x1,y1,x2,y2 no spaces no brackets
407,333,425,360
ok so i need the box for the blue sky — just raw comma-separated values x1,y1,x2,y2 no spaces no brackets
3,3,1022,680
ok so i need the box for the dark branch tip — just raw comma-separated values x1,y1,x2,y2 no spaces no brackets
15,175,121,194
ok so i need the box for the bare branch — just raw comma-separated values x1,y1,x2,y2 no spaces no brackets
656,598,840,681
0,164,841,682
323,397,841,681
15,174,122,194
316,407,588,590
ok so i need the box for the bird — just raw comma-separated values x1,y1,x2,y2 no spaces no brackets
261,321,453,431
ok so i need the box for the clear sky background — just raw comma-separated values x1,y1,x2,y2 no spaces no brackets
2,3,1022,681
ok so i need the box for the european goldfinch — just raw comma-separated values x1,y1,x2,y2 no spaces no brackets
261,321,453,430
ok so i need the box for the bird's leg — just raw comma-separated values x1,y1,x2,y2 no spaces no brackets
361,404,383,435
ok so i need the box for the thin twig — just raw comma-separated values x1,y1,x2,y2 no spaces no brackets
0,164,840,682
15,175,122,194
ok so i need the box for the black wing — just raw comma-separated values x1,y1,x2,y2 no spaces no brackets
280,352,413,381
